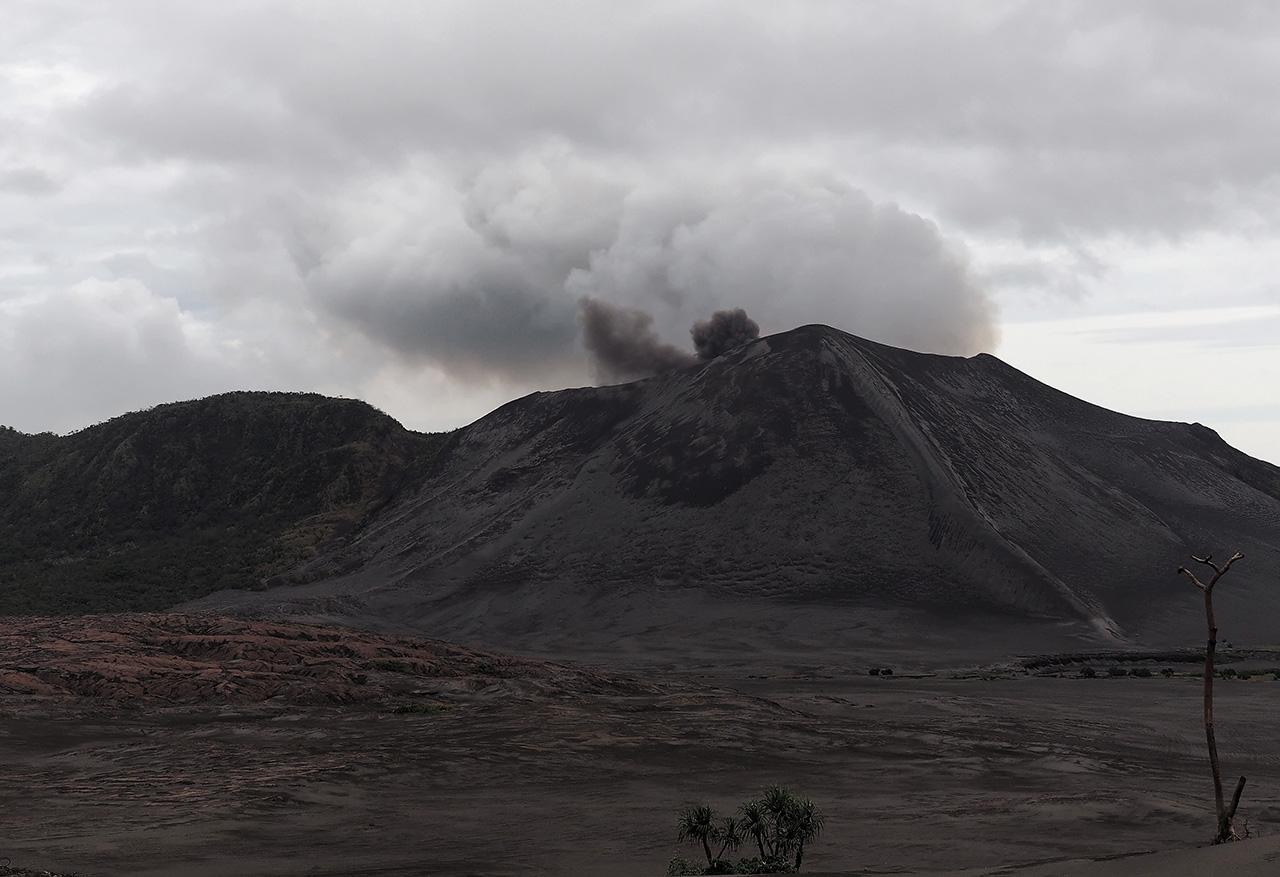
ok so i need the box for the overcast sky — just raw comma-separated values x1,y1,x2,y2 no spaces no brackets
3,1,1278,463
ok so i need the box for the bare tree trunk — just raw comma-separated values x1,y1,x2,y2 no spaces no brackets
1180,551,1246,844
1202,587,1228,841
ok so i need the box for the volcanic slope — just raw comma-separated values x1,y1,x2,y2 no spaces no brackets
193,325,1280,656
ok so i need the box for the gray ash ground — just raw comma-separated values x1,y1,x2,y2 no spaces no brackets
5,654,1280,876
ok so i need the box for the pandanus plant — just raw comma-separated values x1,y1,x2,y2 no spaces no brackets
678,788,824,872
677,805,742,868
753,786,825,869
676,804,718,867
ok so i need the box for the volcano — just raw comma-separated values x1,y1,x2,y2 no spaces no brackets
6,325,1279,660
197,326,1280,657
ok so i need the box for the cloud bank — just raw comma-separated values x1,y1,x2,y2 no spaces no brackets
293,159,997,385
2,1,1279,452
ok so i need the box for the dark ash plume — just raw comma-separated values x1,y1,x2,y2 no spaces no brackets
691,308,760,360
579,297,695,382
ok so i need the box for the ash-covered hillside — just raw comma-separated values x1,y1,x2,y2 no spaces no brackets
194,325,1280,652
7,328,1279,654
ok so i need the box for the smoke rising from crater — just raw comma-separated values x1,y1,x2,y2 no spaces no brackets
692,309,761,360
579,297,696,382
581,300,765,381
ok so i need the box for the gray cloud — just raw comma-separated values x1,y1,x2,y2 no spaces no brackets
0,279,239,432
3,0,1280,451
42,2,1280,241
0,167,60,196
316,270,582,381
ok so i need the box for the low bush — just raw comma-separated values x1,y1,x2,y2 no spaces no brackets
373,659,412,673
734,856,796,874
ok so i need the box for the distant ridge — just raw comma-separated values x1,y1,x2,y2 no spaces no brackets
0,392,447,613
5,328,1280,656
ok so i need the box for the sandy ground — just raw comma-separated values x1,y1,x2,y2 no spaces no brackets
4,667,1280,876
913,832,1280,875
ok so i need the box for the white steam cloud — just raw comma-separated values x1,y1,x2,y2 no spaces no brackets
299,156,998,384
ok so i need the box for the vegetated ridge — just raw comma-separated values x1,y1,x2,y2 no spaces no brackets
0,392,448,613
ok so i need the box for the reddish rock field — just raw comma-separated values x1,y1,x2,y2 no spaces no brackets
0,613,638,705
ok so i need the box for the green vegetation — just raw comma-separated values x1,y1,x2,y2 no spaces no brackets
0,392,453,614
1018,649,1280,682
390,701,448,715
0,865,82,876
373,659,414,673
474,660,501,676
672,788,823,874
